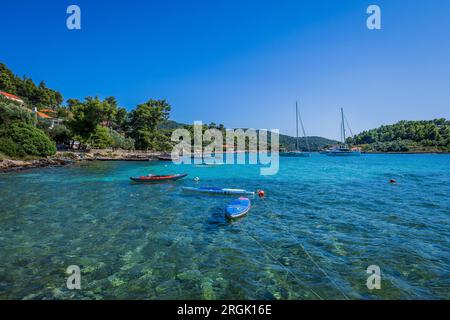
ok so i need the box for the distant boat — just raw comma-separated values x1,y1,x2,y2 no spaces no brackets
280,102,311,157
195,162,223,167
280,150,311,157
327,108,361,156
327,147,361,156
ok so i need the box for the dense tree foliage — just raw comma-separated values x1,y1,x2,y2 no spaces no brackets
0,63,63,109
48,124,72,145
86,126,114,149
64,96,173,151
108,128,135,150
348,119,450,152
65,97,133,150
278,135,338,151
0,64,177,155
129,99,171,150
66,97,109,140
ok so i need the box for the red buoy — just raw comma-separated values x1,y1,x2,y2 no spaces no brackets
258,190,266,198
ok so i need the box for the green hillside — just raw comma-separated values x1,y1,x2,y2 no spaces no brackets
0,63,63,109
278,135,337,151
348,119,450,152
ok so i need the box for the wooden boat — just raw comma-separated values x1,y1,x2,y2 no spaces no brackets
225,197,251,219
130,173,188,182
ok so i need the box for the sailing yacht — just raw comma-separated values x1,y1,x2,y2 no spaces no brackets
327,108,361,156
280,102,311,157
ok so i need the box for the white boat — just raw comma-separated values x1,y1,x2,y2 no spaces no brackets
182,187,255,195
280,102,311,157
327,147,361,156
280,150,311,157
327,108,361,156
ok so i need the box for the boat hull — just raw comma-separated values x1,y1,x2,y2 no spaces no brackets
130,173,188,182
182,187,255,195
225,197,251,219
327,151,361,156
280,152,310,157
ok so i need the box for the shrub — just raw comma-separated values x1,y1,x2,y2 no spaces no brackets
3,122,56,157
0,137,24,157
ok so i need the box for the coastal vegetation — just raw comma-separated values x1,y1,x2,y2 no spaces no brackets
0,97,56,159
0,63,176,158
1,62,449,160
0,63,63,109
278,135,338,152
348,119,450,152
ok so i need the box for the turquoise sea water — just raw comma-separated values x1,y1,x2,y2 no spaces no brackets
0,154,449,300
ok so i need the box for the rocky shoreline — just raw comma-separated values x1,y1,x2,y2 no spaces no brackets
0,158,74,173
0,150,165,173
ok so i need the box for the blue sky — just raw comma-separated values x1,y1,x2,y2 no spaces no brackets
1,0,449,139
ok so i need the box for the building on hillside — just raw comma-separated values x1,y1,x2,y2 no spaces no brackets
0,91,24,104
32,107,63,129
39,108,56,114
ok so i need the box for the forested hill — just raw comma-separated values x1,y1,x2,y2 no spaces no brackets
159,120,337,151
348,119,450,152
278,135,337,151
0,63,63,108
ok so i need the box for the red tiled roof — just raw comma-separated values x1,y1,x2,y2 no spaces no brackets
40,108,56,113
0,91,24,102
37,112,53,119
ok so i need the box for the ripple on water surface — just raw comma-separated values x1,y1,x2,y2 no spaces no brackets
0,154,449,299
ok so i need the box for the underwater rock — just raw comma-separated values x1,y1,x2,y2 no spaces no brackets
155,279,180,297
176,269,202,282
108,274,125,287
201,278,216,300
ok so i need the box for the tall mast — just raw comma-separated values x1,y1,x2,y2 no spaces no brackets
296,102,299,150
341,107,346,144
298,101,310,152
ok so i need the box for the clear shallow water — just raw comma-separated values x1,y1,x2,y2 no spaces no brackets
0,154,449,300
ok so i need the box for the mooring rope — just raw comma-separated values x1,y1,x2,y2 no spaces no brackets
239,225,324,300
259,196,350,300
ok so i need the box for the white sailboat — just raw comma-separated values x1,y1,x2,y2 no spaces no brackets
327,108,361,156
280,102,311,157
